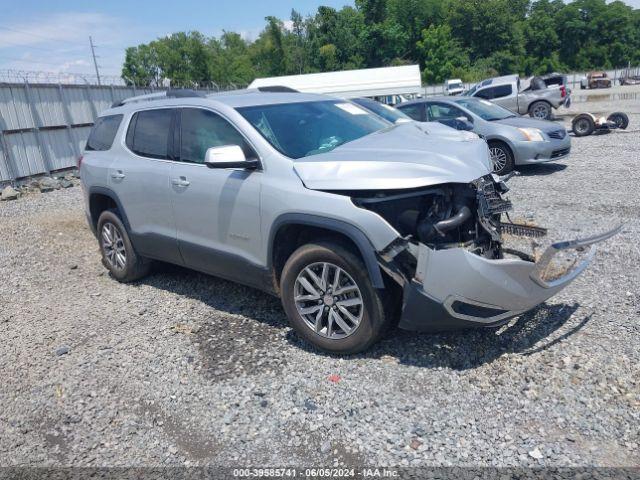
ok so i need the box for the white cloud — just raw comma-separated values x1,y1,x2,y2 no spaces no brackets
0,12,147,79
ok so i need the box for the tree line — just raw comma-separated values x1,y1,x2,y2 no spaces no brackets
121,0,640,87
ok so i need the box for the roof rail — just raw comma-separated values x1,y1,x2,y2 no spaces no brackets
111,88,206,108
257,86,299,93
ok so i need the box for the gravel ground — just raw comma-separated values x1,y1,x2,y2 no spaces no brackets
0,98,638,469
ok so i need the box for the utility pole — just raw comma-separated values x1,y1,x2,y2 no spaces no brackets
89,36,101,86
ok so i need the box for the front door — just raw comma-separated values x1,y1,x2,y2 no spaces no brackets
169,107,264,286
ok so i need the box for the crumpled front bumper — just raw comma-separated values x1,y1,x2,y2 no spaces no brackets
397,225,621,332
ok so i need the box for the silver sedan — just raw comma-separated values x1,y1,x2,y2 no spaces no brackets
396,96,571,175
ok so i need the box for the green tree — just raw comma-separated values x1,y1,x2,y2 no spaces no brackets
122,44,161,86
417,24,469,83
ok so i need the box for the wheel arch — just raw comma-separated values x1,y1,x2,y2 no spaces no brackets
268,214,386,290
527,99,553,115
88,186,131,233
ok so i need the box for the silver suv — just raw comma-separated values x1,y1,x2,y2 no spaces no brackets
80,89,617,354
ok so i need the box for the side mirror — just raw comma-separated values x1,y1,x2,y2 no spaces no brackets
204,145,259,170
454,117,474,131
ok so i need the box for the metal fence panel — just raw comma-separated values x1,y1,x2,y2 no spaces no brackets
31,85,66,127
62,86,95,125
0,138,11,182
4,131,47,178
40,129,76,171
88,87,114,115
72,126,91,156
0,84,35,130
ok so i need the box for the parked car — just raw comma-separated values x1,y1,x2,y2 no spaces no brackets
580,71,612,89
444,78,465,96
81,88,616,354
464,74,570,120
396,96,571,175
351,97,413,124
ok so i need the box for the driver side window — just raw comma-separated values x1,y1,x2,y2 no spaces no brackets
426,103,467,121
179,108,255,164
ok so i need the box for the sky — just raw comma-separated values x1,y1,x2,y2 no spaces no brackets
0,0,638,79
0,0,353,79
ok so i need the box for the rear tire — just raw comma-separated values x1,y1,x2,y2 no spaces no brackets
607,112,629,130
280,242,390,354
529,101,552,120
488,141,514,175
572,114,595,137
97,210,151,283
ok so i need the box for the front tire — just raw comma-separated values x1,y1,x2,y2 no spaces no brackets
488,141,514,175
97,210,150,283
280,242,390,354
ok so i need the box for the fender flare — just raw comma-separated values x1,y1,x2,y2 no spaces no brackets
268,213,386,289
88,186,132,233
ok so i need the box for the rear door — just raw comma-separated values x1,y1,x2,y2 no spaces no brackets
109,108,181,263
169,107,264,283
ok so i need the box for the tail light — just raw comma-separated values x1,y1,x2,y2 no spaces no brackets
560,85,566,98
77,155,83,169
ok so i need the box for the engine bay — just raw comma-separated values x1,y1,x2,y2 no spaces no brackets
351,175,513,260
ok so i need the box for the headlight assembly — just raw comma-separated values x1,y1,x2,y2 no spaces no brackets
518,127,545,142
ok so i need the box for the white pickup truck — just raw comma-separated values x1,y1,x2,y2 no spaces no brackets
464,74,571,120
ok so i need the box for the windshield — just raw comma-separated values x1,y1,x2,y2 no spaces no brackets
237,100,389,159
453,97,516,121
463,84,478,96
448,82,463,89
351,98,411,124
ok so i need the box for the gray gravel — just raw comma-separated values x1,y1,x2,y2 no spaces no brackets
0,98,638,468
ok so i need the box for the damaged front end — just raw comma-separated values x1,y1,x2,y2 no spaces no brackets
353,175,620,331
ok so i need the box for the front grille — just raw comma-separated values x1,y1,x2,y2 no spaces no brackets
547,129,567,140
551,147,570,158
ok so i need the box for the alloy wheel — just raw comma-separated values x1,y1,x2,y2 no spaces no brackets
293,262,363,339
101,222,126,270
489,147,507,172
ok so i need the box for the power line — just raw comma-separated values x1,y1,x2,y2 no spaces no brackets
0,39,69,53
0,25,125,52
0,54,74,67
0,25,82,48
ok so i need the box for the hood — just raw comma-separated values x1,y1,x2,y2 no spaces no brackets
493,116,564,132
293,122,491,191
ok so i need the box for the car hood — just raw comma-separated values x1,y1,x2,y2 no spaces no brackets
493,116,563,132
293,123,491,191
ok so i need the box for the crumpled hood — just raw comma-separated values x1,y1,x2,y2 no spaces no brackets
493,116,565,132
293,122,491,191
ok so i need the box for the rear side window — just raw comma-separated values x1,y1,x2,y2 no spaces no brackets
126,109,173,159
475,84,512,100
85,115,122,151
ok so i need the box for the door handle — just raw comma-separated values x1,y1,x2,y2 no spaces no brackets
171,177,190,187
111,171,125,180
